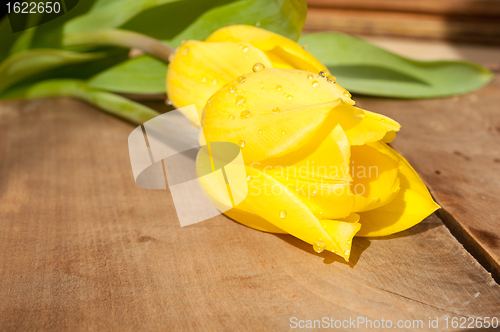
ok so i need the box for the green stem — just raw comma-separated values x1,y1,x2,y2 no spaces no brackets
63,29,175,62
11,79,161,125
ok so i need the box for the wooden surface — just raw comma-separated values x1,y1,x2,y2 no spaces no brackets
0,91,500,330
307,0,500,16
357,75,500,280
304,0,500,44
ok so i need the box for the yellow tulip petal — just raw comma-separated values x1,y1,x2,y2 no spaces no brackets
202,68,353,162
262,125,354,219
350,144,401,213
166,41,273,126
197,150,360,260
206,25,327,73
356,142,440,237
331,104,401,146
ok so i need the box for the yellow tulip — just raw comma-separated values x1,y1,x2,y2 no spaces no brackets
166,25,328,126
197,68,440,261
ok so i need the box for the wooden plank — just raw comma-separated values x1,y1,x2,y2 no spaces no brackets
304,8,500,44
307,0,500,16
0,98,499,330
355,75,500,280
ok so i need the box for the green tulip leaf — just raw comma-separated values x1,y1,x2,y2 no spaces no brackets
170,0,307,46
63,0,182,34
84,0,307,94
0,79,160,125
0,49,105,93
88,55,168,94
299,32,494,98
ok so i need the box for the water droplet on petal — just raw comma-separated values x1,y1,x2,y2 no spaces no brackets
237,75,246,83
347,240,352,245
312,80,319,88
272,106,280,113
213,78,218,85
275,85,282,91
307,73,314,79
235,96,246,106
229,115,235,120
247,175,253,181
240,109,251,119
280,210,287,218
282,131,286,135
258,128,263,134
166,99,173,106
327,76,337,83
344,249,350,256
238,44,244,50
287,95,293,100
319,71,329,78
238,140,246,148
343,91,352,98
313,240,325,253
202,77,207,83
242,46,249,53
252,63,265,72
230,86,237,94
182,47,189,55
353,109,365,119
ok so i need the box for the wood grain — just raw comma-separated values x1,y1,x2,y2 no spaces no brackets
356,75,500,281
0,98,499,330
304,8,500,44
307,0,500,16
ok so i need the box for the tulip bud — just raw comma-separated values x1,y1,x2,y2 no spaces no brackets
198,68,440,261
166,25,328,126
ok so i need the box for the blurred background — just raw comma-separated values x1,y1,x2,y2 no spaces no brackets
304,0,500,44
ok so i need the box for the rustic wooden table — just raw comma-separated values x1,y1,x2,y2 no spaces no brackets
0,40,499,331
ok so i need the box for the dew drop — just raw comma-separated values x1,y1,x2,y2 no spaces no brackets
242,46,249,53
229,115,235,120
307,73,314,79
343,91,352,98
272,106,280,113
201,77,207,83
275,85,282,91
238,44,244,50
237,75,246,83
327,76,337,83
287,95,293,100
353,109,365,119
252,63,265,72
235,96,246,106
182,47,189,55
344,249,350,256
310,188,317,196
230,86,237,94
302,45,308,50
238,140,246,148
347,240,352,245
240,109,251,119
313,240,325,253
282,131,286,135
258,128,263,134
247,175,253,181
280,210,287,218
213,78,218,85
255,21,261,27
319,71,328,78
312,80,319,88
166,99,173,106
